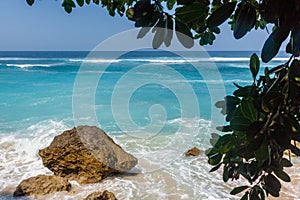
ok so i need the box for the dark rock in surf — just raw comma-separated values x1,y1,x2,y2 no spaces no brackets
13,175,71,196
185,147,201,157
84,190,117,200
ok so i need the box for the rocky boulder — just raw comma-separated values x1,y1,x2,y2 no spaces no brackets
13,175,71,196
39,126,138,184
185,147,201,157
84,190,117,200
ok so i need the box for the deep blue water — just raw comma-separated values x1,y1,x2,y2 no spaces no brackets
0,51,289,133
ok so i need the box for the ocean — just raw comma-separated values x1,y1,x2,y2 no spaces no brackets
0,51,290,199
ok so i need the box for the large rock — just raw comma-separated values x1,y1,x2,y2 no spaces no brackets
185,147,201,157
13,175,71,196
39,126,138,184
84,190,117,200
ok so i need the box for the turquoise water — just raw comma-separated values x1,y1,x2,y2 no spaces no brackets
0,51,289,199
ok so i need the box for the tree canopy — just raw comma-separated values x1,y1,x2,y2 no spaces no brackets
26,0,300,199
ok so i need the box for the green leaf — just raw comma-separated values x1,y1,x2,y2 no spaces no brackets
175,19,194,48
68,0,76,7
281,158,293,167
26,0,35,6
76,0,84,7
64,4,73,13
261,27,290,63
250,53,260,80
86,0,91,4
230,186,249,195
233,86,253,97
219,141,232,154
254,138,269,165
264,174,281,197
223,165,229,182
208,152,222,165
206,146,218,157
207,2,237,28
274,169,291,182
230,116,252,131
233,2,256,39
175,2,208,24
240,97,258,122
209,162,222,172
241,192,249,200
210,26,221,34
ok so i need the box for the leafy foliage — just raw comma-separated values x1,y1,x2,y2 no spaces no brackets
207,53,300,199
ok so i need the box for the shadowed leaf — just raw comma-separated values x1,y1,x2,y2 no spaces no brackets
233,2,256,39
274,169,291,182
209,163,222,172
241,97,258,122
250,53,260,79
76,0,84,7
264,174,281,197
175,2,208,24
261,27,290,63
175,19,194,48
26,0,35,6
230,186,249,195
230,116,251,131
207,2,236,28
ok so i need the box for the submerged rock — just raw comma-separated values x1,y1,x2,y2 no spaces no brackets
39,126,138,184
13,175,71,196
84,190,117,200
185,147,201,157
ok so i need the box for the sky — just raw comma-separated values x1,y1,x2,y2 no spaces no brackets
0,0,272,51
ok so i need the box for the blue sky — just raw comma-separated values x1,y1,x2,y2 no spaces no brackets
0,0,271,51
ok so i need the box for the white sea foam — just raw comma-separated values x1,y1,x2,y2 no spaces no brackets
2,118,296,199
0,58,45,61
210,57,289,62
69,57,290,65
0,118,236,199
165,79,252,84
0,120,69,195
6,63,66,68
69,58,120,63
